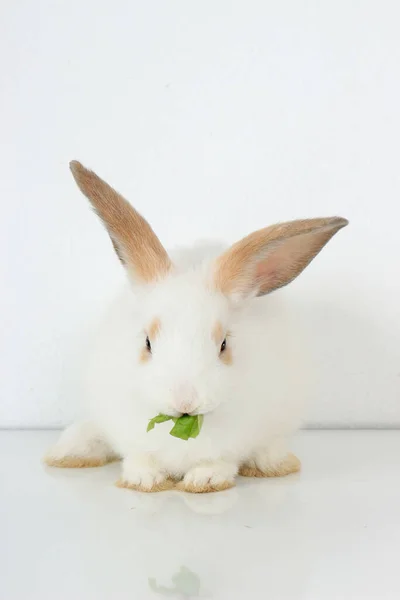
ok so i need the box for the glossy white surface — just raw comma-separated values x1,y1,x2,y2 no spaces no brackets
2,431,400,599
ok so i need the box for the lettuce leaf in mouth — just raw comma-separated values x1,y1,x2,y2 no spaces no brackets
146,414,204,440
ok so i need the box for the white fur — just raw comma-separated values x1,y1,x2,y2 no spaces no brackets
47,242,311,485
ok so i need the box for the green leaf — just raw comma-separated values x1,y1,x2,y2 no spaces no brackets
169,414,193,440
189,414,204,439
169,414,204,440
146,414,172,432
147,413,204,440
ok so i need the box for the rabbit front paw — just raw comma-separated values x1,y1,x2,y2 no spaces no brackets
116,454,173,492
176,461,237,493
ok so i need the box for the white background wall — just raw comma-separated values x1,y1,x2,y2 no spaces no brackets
1,1,399,428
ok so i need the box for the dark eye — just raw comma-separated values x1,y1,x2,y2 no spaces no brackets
220,338,227,353
146,336,152,352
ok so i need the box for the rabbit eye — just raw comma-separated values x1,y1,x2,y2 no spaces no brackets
145,336,152,353
220,338,227,353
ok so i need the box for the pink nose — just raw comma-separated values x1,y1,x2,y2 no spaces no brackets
173,384,198,414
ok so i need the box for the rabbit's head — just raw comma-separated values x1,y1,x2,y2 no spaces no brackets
70,161,347,417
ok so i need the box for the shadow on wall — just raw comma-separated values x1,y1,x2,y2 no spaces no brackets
297,291,400,429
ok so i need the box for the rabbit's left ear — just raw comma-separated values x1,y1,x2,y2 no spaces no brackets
214,217,348,299
69,161,172,283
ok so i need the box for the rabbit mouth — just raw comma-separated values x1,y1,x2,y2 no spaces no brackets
175,408,200,417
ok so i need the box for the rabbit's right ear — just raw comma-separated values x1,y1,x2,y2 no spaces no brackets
70,161,172,283
213,217,348,300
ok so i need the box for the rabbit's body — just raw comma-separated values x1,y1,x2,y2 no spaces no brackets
45,161,347,492
82,244,308,477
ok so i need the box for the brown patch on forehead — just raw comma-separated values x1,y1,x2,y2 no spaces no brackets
149,317,161,339
212,321,224,344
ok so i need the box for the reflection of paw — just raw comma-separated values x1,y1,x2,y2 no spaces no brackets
116,477,173,492
177,462,237,494
181,487,239,514
117,458,172,492
239,452,301,478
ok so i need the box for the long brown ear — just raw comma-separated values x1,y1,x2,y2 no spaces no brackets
214,217,348,298
70,161,172,283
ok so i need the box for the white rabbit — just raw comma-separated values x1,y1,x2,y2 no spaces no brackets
45,161,348,493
